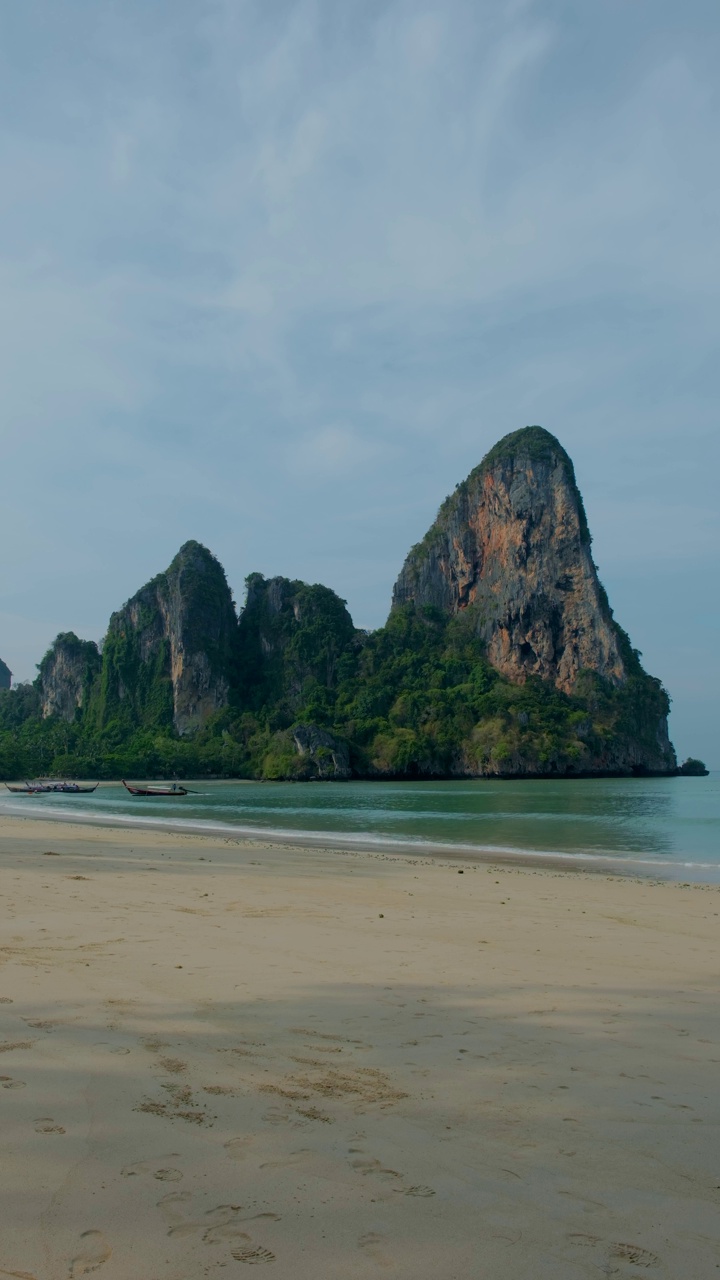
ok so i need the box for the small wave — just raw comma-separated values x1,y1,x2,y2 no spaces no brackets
2,798,718,881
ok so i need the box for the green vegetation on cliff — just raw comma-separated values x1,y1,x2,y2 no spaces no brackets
84,599,174,737
237,575,356,720
37,632,101,691
84,541,239,739
0,592,670,781
0,429,680,781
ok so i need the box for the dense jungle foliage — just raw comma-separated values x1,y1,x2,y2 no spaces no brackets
0,574,671,781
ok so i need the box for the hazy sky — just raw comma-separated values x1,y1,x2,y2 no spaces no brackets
0,0,718,765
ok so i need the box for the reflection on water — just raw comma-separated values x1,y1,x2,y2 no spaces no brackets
1,775,718,877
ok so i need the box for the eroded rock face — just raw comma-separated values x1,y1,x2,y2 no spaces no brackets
292,724,351,779
237,574,356,712
0,657,10,690
37,633,101,721
392,426,626,694
101,541,238,735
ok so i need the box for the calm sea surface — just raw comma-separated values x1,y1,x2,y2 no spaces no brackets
1,775,718,881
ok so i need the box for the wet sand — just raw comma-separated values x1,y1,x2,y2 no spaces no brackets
0,814,718,1279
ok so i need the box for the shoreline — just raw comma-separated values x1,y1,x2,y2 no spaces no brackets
0,814,718,1277
0,767,708,785
0,799,717,883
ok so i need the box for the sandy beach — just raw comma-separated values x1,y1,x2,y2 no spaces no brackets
0,815,718,1279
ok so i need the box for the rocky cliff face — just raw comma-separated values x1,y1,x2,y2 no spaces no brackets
393,426,626,694
1,428,680,780
392,426,675,774
0,657,10,690
97,541,238,736
237,574,356,714
291,723,351,779
37,633,101,721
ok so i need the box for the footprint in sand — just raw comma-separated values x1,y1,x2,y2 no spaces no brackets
69,1230,111,1278
259,1150,311,1171
359,1232,392,1268
157,1194,280,1247
224,1136,255,1161
231,1245,276,1265
121,1156,182,1181
350,1157,403,1183
351,1151,434,1197
568,1234,602,1248
0,1076,26,1090
199,1207,277,1247
202,1223,251,1246
609,1242,660,1268
156,1190,191,1227
142,1039,168,1054
158,1057,187,1075
261,1106,295,1127
295,1106,333,1123
34,1118,65,1134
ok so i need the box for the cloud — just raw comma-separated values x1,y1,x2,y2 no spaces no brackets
0,0,718,758
288,424,382,477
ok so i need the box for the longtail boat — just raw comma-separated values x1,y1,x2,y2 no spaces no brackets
5,781,99,794
122,781,188,797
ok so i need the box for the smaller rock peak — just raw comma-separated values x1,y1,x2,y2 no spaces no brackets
0,656,11,690
169,540,223,573
36,633,101,721
97,544,238,737
241,574,288,615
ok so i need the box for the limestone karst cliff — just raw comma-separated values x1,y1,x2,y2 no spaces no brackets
391,426,675,773
237,574,356,714
91,541,238,736
37,633,101,722
0,429,682,779
393,426,625,693
0,657,10,690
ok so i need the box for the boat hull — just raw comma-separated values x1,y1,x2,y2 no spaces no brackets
121,781,188,797
4,783,99,794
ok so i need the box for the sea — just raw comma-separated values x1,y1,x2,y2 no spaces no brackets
1,774,719,882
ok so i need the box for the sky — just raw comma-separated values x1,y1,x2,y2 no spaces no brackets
0,0,718,766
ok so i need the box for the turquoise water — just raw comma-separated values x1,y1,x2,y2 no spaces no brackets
1,774,718,881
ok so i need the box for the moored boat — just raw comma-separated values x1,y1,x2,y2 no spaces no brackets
4,781,99,794
122,781,188,797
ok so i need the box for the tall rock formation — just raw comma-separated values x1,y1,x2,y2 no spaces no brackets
393,426,626,693
37,633,101,721
0,657,10,690
391,426,675,774
237,574,356,716
93,541,238,736
0,430,681,779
